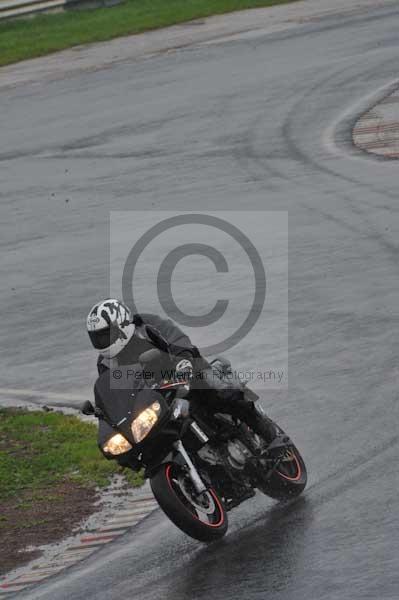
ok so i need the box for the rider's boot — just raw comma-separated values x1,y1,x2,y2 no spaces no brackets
214,386,278,445
236,400,277,445
199,367,278,447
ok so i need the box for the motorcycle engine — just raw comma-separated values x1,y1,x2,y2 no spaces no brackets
197,445,223,466
197,440,254,507
226,439,252,470
198,440,252,471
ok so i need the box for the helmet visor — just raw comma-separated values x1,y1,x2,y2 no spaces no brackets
88,324,120,350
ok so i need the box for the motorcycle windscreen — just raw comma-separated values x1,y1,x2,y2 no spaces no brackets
94,367,164,426
94,365,144,424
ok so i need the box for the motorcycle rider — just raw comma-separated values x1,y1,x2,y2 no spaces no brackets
86,298,276,447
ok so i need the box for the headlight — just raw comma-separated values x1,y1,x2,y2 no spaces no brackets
103,433,132,455
131,401,161,443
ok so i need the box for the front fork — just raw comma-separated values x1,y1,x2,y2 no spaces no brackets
173,439,207,494
170,400,210,495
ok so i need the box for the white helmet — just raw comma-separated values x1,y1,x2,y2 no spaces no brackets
87,298,135,358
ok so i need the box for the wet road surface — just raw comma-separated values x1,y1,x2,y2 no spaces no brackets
1,1,399,598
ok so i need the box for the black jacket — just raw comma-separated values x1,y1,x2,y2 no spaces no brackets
97,313,198,375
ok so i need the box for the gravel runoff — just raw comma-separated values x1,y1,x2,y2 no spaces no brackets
0,403,157,597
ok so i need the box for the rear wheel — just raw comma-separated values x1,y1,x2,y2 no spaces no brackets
150,463,228,542
251,422,307,499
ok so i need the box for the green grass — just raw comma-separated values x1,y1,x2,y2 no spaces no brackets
0,408,142,500
0,0,298,67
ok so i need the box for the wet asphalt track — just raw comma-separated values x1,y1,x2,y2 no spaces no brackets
2,2,399,599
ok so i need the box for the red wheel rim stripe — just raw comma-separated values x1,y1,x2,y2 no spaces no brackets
277,453,302,482
165,464,225,528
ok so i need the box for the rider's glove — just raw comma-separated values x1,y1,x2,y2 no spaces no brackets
175,359,193,382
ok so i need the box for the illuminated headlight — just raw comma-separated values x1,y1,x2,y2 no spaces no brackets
103,433,132,455
131,401,161,443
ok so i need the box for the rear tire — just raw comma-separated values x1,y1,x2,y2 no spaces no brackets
250,420,307,500
150,463,228,542
258,443,307,499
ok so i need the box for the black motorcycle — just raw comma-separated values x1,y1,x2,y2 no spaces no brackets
82,342,307,542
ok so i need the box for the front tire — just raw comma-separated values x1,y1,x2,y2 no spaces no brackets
150,463,228,542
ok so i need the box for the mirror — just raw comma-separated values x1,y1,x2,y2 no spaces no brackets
81,400,95,415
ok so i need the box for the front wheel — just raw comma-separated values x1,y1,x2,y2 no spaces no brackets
150,463,228,542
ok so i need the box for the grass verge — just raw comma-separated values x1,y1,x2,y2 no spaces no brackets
0,407,143,575
0,0,299,68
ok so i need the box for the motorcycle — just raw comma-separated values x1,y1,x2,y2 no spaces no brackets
82,336,307,542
